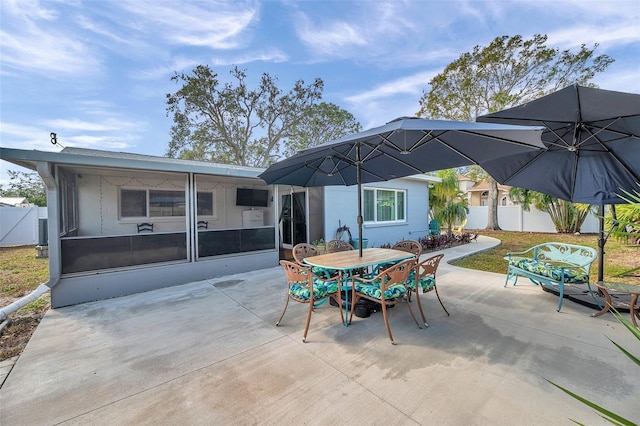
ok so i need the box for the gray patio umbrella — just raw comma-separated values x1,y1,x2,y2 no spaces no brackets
477,84,640,280
259,117,545,256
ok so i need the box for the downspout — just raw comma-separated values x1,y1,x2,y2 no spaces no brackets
0,161,60,321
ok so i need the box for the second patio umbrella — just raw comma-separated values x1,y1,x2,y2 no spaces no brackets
259,116,545,256
478,84,640,280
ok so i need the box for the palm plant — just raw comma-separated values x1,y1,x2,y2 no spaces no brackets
509,188,592,233
605,185,640,244
429,169,468,235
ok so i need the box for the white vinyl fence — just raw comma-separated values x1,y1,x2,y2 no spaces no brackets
0,207,47,247
466,206,599,234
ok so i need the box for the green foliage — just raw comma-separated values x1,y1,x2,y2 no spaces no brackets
417,34,613,230
509,187,591,233
0,170,47,206
606,185,640,244
283,102,362,158
417,34,613,121
430,169,468,234
166,65,324,167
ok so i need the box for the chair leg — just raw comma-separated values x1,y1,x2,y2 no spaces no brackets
405,295,422,329
413,290,429,327
302,300,314,342
433,285,450,316
276,295,290,326
380,302,395,344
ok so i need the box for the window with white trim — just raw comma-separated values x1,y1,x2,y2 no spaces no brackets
363,188,406,223
120,188,186,218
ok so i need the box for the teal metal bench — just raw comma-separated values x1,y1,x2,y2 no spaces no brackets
504,242,599,312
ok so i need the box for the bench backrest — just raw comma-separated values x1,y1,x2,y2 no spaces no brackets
532,243,597,269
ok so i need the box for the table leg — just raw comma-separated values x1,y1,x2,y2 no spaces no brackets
591,287,612,318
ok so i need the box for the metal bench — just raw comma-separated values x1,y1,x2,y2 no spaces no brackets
504,242,598,312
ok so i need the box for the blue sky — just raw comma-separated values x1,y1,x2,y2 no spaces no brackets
1,0,639,181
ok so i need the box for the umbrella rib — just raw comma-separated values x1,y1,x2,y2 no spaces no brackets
359,141,425,176
579,127,640,183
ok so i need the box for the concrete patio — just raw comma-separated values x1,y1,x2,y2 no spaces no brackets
1,236,639,425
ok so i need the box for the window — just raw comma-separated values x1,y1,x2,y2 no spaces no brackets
363,188,406,223
197,191,214,216
58,172,79,236
120,188,186,218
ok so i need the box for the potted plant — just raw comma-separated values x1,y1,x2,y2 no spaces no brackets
311,238,326,254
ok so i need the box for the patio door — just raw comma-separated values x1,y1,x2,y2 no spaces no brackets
280,190,307,249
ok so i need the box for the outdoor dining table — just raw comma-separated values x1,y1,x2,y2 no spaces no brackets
303,248,417,326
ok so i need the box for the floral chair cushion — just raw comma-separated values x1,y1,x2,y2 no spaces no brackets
354,280,407,300
510,258,588,283
406,270,436,292
289,278,338,301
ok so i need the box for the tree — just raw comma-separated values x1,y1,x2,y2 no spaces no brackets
429,169,469,235
166,65,324,167
417,34,613,229
509,187,591,233
0,170,47,206
283,102,362,158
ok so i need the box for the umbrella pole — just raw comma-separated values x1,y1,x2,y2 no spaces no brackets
357,145,363,257
597,204,605,283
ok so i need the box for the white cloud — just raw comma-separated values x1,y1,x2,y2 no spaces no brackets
0,1,101,76
547,25,640,50
295,17,367,56
44,117,143,133
117,1,259,49
211,49,288,66
342,71,436,129
345,71,434,104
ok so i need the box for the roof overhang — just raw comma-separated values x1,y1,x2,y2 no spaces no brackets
0,147,265,179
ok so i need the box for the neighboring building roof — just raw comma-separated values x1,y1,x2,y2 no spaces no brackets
0,146,266,179
466,180,512,193
0,196,28,206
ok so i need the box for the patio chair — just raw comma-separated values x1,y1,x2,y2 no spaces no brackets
292,243,336,280
406,254,449,328
292,243,319,265
349,259,419,344
136,223,154,233
371,239,423,276
429,219,440,236
391,239,423,260
326,239,354,253
277,260,343,342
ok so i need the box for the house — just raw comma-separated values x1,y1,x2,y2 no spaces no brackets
1,146,437,308
457,175,514,206
0,196,31,207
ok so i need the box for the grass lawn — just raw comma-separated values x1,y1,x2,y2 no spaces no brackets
1,246,50,361
452,230,640,285
1,233,638,362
